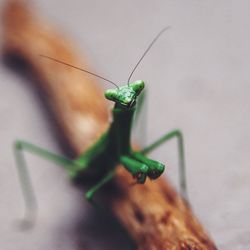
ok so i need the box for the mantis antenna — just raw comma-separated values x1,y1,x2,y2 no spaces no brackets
39,55,119,89
127,26,171,84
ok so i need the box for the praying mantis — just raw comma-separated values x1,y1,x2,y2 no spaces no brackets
13,27,188,226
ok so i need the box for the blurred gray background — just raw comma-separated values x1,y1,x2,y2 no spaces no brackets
0,0,250,249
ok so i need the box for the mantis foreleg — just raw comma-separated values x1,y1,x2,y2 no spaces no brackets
120,156,148,184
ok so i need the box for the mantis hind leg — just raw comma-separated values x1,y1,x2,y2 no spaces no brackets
13,140,80,228
141,129,188,200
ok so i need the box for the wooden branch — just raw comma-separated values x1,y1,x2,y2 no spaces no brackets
2,1,217,249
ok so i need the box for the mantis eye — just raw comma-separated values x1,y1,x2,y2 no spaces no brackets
104,89,118,101
130,80,145,95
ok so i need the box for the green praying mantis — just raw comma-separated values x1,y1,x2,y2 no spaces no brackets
13,27,188,226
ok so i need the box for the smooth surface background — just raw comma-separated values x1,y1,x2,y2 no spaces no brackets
0,0,250,249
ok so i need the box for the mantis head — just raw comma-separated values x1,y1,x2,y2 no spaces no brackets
104,80,144,109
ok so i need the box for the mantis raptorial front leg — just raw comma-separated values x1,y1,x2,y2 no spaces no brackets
120,156,149,184
141,129,188,200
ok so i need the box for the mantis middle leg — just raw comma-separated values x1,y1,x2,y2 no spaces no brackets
13,140,81,227
140,129,188,200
